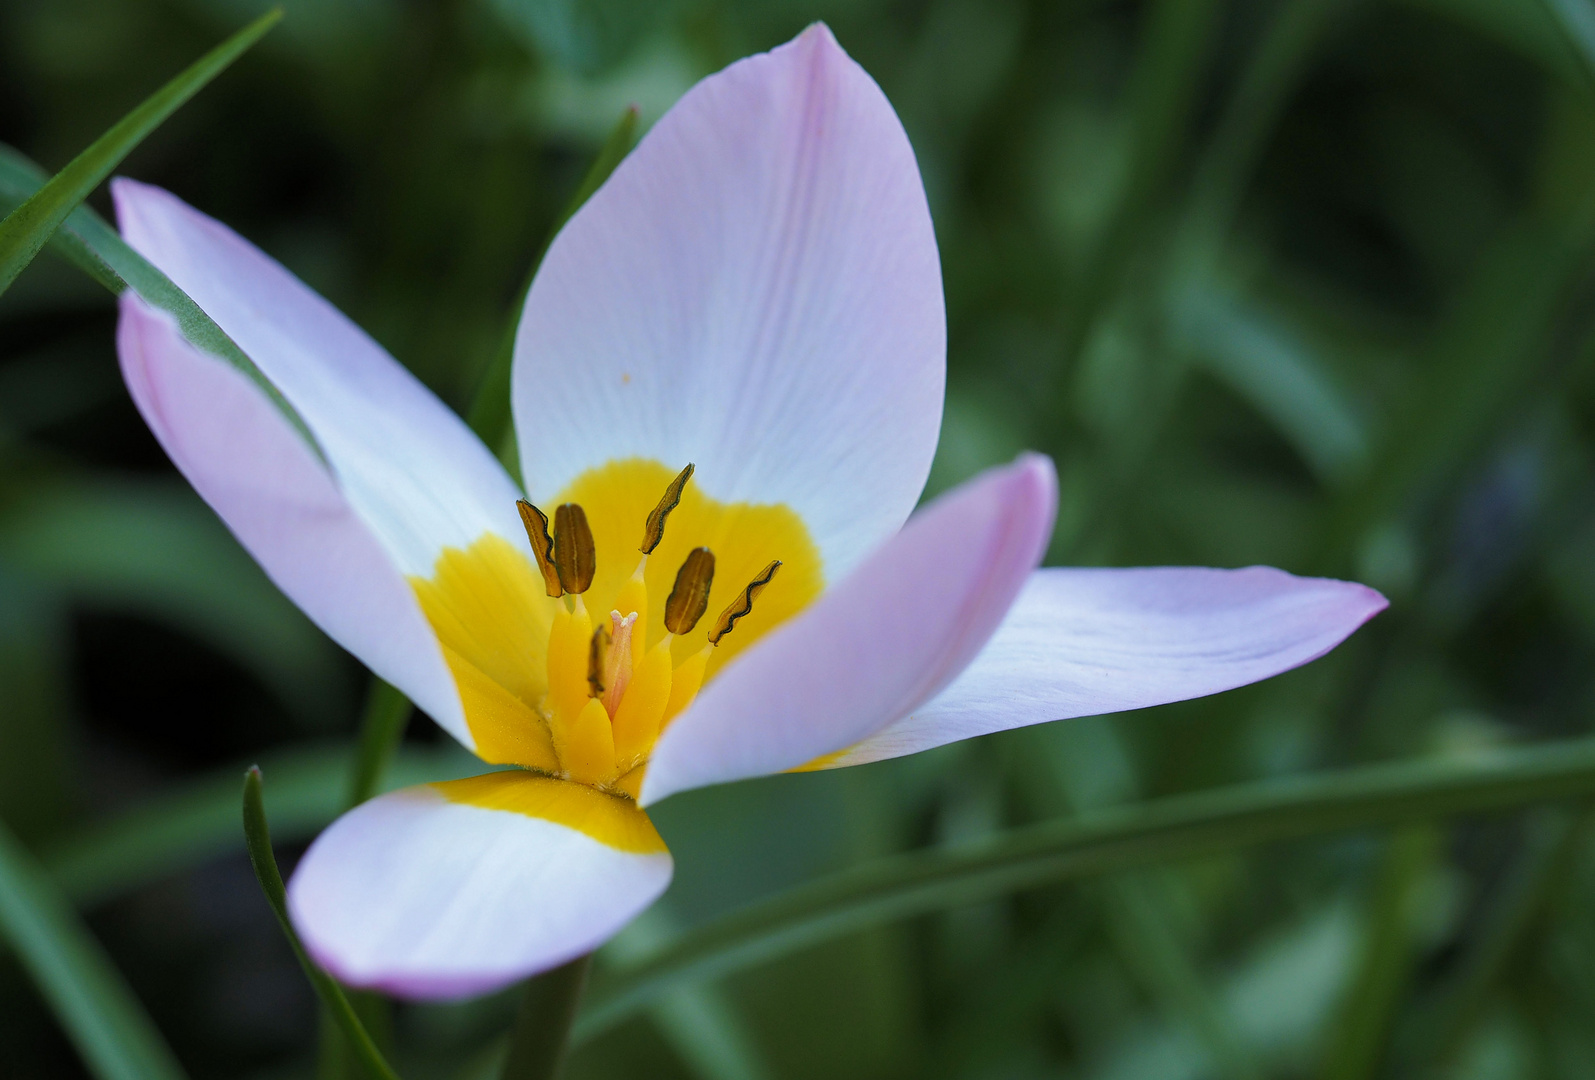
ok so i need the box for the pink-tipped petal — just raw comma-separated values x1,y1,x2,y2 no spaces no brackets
118,298,468,743
640,455,1058,805
513,23,944,580
825,566,1388,767
287,780,672,1000
113,179,524,578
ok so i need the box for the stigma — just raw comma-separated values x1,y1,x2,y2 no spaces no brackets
515,465,781,797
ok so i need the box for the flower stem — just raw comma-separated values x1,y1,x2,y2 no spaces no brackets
500,954,593,1080
346,679,412,809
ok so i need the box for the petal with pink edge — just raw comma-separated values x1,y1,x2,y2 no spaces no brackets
513,24,944,581
640,455,1058,805
118,297,469,745
113,179,525,578
823,565,1388,767
287,774,672,1000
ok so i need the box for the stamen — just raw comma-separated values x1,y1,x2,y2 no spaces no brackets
587,623,611,698
663,547,715,635
515,499,563,598
709,560,782,646
552,503,596,594
640,463,694,554
546,602,592,728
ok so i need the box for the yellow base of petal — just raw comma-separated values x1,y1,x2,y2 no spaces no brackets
432,771,666,853
411,458,825,784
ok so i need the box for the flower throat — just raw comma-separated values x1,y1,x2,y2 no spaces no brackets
516,465,782,799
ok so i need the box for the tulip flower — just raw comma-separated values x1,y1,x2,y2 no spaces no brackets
113,24,1385,999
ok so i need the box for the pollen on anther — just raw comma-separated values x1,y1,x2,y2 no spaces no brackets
664,547,715,635
516,500,563,598
587,623,610,698
640,463,694,555
710,560,782,646
553,503,597,594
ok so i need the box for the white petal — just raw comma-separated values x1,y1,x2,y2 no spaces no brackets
640,455,1056,805
287,777,672,1000
118,298,469,745
113,179,524,577
513,24,944,580
826,565,1389,766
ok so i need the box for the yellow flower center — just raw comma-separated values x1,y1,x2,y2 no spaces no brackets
410,458,823,800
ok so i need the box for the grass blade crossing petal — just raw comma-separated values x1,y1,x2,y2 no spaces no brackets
0,8,281,296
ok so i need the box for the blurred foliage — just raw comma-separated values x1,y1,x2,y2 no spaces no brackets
4,0,1595,1078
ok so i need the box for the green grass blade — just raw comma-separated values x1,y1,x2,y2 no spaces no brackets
1053,0,1223,375
1317,825,1436,1080
0,817,188,1080
44,744,476,909
1398,806,1592,1068
0,145,124,292
242,767,402,1080
0,142,324,461
576,738,1595,1042
466,106,639,472
1318,221,1584,566
0,8,281,297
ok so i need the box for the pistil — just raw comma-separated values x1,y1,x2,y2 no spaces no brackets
600,611,637,715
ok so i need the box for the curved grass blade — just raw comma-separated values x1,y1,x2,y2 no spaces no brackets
0,143,323,460
466,105,639,470
242,767,401,1080
0,817,187,1080
43,743,476,909
575,737,1595,1042
0,8,281,297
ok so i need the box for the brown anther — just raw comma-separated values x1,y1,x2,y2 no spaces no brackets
587,623,611,698
663,547,715,635
709,560,782,646
552,503,596,594
516,500,563,598
640,463,694,555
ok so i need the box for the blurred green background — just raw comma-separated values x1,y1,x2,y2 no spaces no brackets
5,0,1595,1077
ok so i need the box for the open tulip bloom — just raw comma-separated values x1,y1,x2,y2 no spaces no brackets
114,25,1386,999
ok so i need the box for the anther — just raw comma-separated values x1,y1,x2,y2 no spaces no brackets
709,560,782,646
663,547,715,635
516,500,563,598
640,463,694,554
587,623,611,698
553,503,597,594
